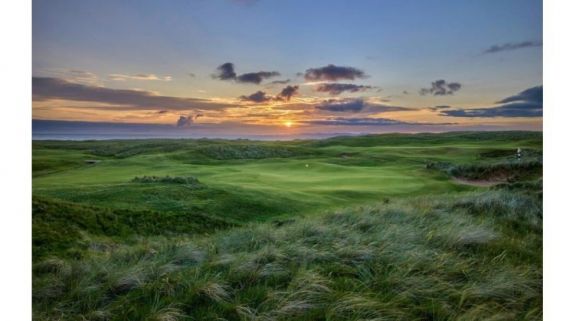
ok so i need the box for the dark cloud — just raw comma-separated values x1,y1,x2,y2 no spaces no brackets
277,85,299,101
316,83,374,95
33,77,232,110
239,91,272,103
316,99,366,112
315,98,410,113
157,110,169,114
236,71,280,84
441,86,542,118
440,103,542,117
497,86,543,104
213,62,237,80
420,80,462,96
239,86,299,103
305,117,453,126
269,79,291,85
176,116,194,127
483,41,542,54
367,105,411,112
427,105,451,111
176,114,203,127
213,63,280,84
304,64,367,81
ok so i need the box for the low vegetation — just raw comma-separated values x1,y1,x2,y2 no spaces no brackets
131,175,200,185
32,132,543,320
426,159,542,183
32,196,233,259
33,190,542,320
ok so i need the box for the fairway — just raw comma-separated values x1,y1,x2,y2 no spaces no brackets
32,132,543,223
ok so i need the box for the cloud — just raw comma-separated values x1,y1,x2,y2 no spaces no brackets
304,64,367,81
176,114,203,127
68,69,97,80
213,62,237,80
441,86,542,118
316,99,366,112
367,104,411,113
236,71,280,84
38,69,100,85
496,85,542,104
483,41,542,54
33,77,232,111
316,83,374,95
108,73,172,81
305,117,453,126
176,116,194,127
213,63,280,84
427,105,451,111
239,86,299,103
277,85,299,101
315,98,410,113
420,80,462,96
269,79,291,85
239,90,272,103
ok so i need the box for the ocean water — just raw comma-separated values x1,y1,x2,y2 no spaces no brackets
31,119,352,141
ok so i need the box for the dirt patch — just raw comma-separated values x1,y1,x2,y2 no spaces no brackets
452,177,505,187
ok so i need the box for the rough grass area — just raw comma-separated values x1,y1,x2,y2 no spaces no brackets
33,190,542,321
33,197,233,259
449,161,542,181
131,175,200,185
426,159,542,183
194,144,309,160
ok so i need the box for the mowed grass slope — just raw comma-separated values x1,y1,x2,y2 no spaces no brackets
33,132,540,222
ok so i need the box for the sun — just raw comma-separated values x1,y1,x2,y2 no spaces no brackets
284,120,293,128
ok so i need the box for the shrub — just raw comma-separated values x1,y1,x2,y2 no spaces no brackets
131,175,200,185
426,160,542,182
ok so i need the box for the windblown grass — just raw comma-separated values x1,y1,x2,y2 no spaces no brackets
33,190,542,321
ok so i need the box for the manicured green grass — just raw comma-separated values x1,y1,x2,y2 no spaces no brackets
32,131,543,320
33,132,540,224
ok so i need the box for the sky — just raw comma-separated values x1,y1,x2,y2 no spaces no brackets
32,0,543,138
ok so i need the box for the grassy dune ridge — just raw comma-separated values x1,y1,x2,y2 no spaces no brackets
32,131,542,320
33,191,542,321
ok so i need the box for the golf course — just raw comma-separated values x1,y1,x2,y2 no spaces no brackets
32,131,543,320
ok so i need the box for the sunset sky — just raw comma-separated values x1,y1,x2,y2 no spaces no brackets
32,0,542,138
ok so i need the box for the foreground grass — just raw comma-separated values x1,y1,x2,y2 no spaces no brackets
33,189,542,321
